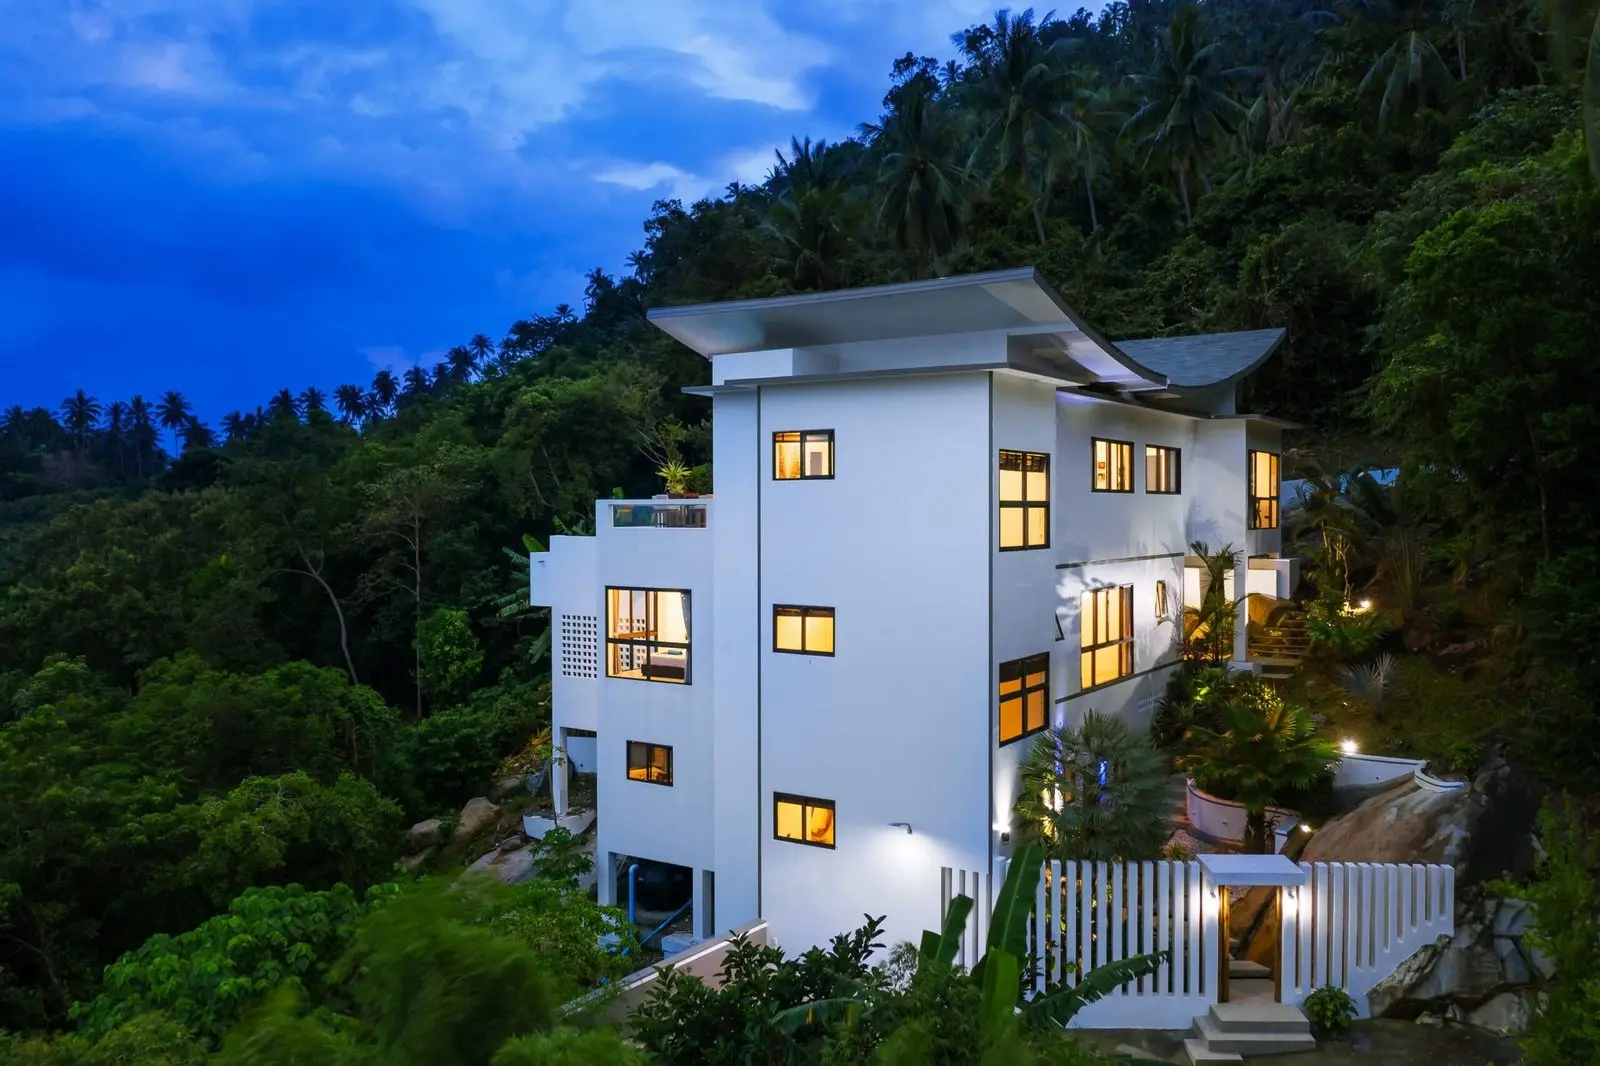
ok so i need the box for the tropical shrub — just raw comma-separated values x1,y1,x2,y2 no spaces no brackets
1152,666,1278,754
1181,543,1239,665
1302,985,1357,1037
1304,593,1393,660
1014,711,1170,862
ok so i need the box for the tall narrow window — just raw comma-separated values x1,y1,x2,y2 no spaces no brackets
1249,450,1280,530
1080,585,1134,690
626,741,673,785
998,653,1050,746
1146,445,1181,494
774,605,835,655
1155,579,1169,619
1092,438,1134,493
605,587,691,683
774,793,835,848
998,450,1050,550
774,430,834,480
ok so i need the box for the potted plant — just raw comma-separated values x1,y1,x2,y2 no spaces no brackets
659,459,694,497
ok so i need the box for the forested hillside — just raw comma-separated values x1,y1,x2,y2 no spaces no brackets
3,0,1599,1057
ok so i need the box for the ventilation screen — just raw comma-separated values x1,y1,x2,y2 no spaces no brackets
559,614,598,679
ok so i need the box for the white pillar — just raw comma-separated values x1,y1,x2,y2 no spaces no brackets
1232,558,1254,672
551,732,568,818
691,867,706,941
598,851,617,907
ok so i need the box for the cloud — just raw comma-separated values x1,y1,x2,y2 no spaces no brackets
359,346,417,375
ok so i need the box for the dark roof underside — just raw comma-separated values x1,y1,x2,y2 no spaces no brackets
1112,328,1286,389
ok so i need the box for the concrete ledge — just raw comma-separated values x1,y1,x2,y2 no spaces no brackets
599,920,769,1022
523,808,596,840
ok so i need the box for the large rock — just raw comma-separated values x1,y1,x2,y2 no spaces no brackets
408,817,443,852
1467,989,1540,1035
458,796,500,840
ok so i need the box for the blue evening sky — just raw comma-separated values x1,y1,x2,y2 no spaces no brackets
0,0,1032,422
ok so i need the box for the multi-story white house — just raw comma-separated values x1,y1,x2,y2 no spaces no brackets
528,267,1300,958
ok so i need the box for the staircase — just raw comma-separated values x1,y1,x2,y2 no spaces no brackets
1248,607,1310,681
1182,960,1316,1063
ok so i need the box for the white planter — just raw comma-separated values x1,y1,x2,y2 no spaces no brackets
1185,778,1298,845
523,808,596,840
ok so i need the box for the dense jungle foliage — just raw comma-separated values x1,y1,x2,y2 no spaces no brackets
4,0,1600,1061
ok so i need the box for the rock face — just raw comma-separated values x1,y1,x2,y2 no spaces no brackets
408,817,444,852
458,796,500,840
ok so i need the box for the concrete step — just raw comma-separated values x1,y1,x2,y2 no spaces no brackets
1208,1001,1312,1035
1184,1038,1243,1064
1193,1014,1315,1055
1229,959,1272,980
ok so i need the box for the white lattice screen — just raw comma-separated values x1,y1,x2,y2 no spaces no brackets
559,614,599,679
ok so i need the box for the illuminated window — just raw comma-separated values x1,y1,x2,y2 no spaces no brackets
605,587,691,684
774,430,834,480
1092,438,1134,492
998,450,1050,550
1249,450,1280,530
626,741,673,786
1080,585,1133,690
774,605,835,655
998,653,1050,746
774,793,835,848
1155,579,1169,619
1146,445,1181,494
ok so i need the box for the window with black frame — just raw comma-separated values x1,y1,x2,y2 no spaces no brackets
605,587,691,683
1249,450,1280,530
626,741,673,785
1080,585,1133,689
998,449,1050,550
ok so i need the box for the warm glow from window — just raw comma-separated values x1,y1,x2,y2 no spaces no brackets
606,588,691,683
1249,450,1280,530
774,430,834,480
1155,579,1168,618
774,606,835,655
998,450,1049,550
998,652,1049,745
1092,438,1133,492
1080,585,1134,689
775,794,835,848
626,741,673,785
1146,445,1181,494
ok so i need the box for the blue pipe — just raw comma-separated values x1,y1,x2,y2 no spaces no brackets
638,897,693,950
626,863,639,927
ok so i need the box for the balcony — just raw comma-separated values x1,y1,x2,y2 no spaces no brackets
609,500,709,529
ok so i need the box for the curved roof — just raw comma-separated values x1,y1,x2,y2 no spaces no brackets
1112,329,1286,389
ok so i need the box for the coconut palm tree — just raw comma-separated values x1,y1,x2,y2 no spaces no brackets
466,333,494,369
370,370,399,414
268,388,300,421
1055,77,1125,233
156,391,191,436
101,400,128,474
1178,701,1338,852
1125,3,1253,223
1013,710,1171,862
221,411,248,442
859,76,970,271
763,137,857,290
128,395,157,476
445,345,477,382
1359,27,1455,131
1,404,26,442
959,8,1075,245
332,384,365,426
180,416,215,451
298,386,327,415
400,366,430,400
59,390,102,452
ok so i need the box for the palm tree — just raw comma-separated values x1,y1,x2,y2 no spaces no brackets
156,391,191,436
127,396,157,476
298,386,327,415
859,77,970,271
102,400,129,473
466,334,494,370
221,411,248,442
1125,3,1253,223
370,370,399,413
180,416,216,451
1056,78,1125,233
1359,28,1454,132
763,136,857,290
1178,701,1338,852
1,404,25,440
333,384,366,425
1013,711,1171,862
400,365,429,399
959,8,1074,245
552,303,576,325
268,388,300,421
59,390,102,452
445,345,477,382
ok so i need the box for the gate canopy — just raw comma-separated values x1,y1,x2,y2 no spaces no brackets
1199,854,1307,887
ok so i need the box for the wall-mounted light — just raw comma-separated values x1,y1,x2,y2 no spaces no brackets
889,822,913,835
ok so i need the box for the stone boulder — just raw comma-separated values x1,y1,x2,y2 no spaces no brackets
458,796,500,841
408,817,444,852
489,774,527,801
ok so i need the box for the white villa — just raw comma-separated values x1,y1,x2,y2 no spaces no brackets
528,267,1306,959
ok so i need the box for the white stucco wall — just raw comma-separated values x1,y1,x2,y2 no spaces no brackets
755,374,993,955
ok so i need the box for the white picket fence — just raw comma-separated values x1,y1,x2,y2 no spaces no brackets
1279,862,1455,1017
954,857,1455,1030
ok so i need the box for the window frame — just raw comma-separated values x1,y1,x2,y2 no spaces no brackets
997,652,1051,747
1248,450,1281,530
1155,579,1169,619
1145,444,1182,495
773,605,836,656
773,792,836,849
604,586,692,685
1091,438,1135,494
998,449,1051,551
773,430,835,481
1079,584,1135,692
625,741,674,786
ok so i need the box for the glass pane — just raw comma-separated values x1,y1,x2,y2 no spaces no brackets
999,450,1023,471
1025,690,1046,732
1079,591,1097,648
999,466,1023,502
1025,466,1047,502
1106,588,1123,640
1094,645,1123,683
803,436,831,477
999,696,1022,741
1026,505,1047,547
775,436,801,479
1079,651,1093,689
1024,663,1047,689
775,609,803,651
1146,448,1158,487
1156,580,1168,616
1093,440,1108,490
1115,444,1130,489
806,804,835,845
776,800,803,840
804,611,834,654
999,507,1023,548
655,591,688,643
